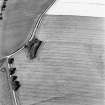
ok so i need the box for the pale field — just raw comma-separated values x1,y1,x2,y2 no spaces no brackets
10,15,105,105
47,0,105,17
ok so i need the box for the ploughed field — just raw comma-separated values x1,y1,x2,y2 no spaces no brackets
11,15,105,105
